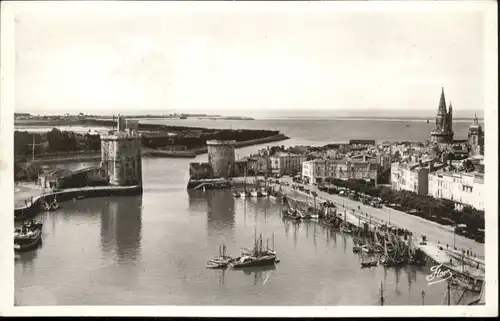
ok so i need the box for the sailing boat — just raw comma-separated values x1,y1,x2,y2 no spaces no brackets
360,253,379,268
372,230,384,254
340,210,352,233
231,231,277,268
240,170,250,198
353,228,362,253
250,177,262,197
49,195,60,211
206,243,234,269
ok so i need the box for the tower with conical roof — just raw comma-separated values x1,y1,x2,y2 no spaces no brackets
430,87,454,143
468,113,484,156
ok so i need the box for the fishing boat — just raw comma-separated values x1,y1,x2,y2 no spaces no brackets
206,243,234,269
232,191,241,198
340,210,352,233
284,208,301,221
260,188,268,197
40,199,51,211
361,244,374,253
361,258,379,268
231,232,277,268
250,189,261,198
296,209,311,220
381,239,406,267
24,219,43,230
14,223,42,252
49,196,60,211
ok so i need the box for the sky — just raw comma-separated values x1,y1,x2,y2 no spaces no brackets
10,1,493,117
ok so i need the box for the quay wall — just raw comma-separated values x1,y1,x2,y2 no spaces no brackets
14,185,142,219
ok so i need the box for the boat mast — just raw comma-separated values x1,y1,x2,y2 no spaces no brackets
380,281,384,306
244,169,247,193
31,134,35,161
447,280,451,305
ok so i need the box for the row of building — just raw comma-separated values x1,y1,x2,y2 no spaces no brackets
391,159,484,210
390,89,485,210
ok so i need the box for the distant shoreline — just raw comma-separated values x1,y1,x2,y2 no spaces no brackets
15,116,482,128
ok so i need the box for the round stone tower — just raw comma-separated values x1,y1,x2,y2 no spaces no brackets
207,140,236,179
100,116,143,188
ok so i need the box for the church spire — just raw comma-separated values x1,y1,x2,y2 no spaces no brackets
438,87,447,116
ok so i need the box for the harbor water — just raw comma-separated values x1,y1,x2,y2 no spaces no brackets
15,155,479,305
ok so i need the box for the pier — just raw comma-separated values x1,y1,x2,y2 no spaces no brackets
14,184,143,219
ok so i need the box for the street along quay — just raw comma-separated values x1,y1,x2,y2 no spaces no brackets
272,178,485,285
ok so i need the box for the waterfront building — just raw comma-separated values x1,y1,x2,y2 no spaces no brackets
100,115,143,187
245,155,269,175
430,87,454,143
468,114,484,157
302,159,327,184
207,140,236,178
390,161,432,195
269,152,305,176
428,170,485,210
302,158,377,184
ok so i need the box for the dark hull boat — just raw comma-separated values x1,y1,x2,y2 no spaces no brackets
14,226,42,252
361,260,379,268
231,232,278,268
231,254,276,268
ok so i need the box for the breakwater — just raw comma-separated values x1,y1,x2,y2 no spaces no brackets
18,135,289,164
14,185,142,220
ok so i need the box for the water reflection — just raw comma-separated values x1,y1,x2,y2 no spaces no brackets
206,190,235,237
15,247,39,268
100,196,143,262
236,265,277,286
187,190,236,237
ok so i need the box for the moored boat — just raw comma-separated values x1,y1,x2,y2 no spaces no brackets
14,224,42,252
232,191,241,198
361,243,374,253
340,225,353,234
49,196,60,211
231,231,277,269
361,259,379,268
206,243,233,269
250,189,261,198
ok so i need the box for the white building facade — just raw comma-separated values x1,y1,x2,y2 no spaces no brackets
390,162,430,195
303,159,377,184
428,171,484,210
270,152,305,176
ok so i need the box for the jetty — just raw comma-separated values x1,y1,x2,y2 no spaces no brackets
14,184,142,219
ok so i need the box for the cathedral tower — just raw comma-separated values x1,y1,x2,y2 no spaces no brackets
430,87,454,143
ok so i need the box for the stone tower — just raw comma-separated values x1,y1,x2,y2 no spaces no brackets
100,115,143,190
207,140,236,179
430,87,454,143
468,114,484,156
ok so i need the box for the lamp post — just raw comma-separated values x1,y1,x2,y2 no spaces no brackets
453,224,456,249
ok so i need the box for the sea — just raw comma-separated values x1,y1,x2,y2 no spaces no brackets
14,118,483,306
